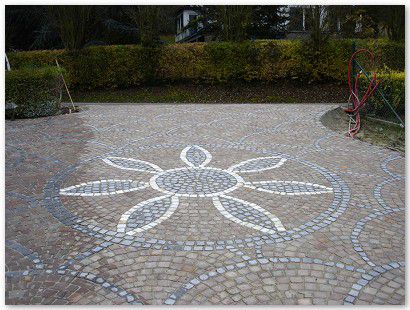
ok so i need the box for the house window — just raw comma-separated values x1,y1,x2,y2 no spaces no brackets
176,14,184,33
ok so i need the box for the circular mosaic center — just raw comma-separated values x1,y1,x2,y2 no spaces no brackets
152,167,239,197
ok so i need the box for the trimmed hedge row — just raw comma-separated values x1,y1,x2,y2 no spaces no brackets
5,66,64,118
360,71,405,117
8,39,404,90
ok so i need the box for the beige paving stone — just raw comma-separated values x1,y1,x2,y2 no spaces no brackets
6,104,404,305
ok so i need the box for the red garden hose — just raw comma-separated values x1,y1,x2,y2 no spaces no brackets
345,49,382,138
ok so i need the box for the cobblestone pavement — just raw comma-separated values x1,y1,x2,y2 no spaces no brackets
5,104,405,305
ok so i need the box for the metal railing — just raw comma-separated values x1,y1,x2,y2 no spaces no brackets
351,41,405,128
176,28,199,42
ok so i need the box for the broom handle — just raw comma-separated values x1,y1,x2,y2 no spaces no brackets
55,59,75,109
5,53,11,71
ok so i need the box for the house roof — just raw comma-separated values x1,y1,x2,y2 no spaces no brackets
175,5,201,16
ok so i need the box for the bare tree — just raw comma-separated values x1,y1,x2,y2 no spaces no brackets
306,5,330,51
48,6,96,50
125,6,164,47
383,6,405,41
192,6,252,41
220,6,252,41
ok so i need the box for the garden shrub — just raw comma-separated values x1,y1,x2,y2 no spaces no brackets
5,66,64,118
54,46,159,89
203,41,262,82
359,71,405,118
362,39,405,71
7,39,404,90
258,40,310,81
6,49,64,69
157,43,208,83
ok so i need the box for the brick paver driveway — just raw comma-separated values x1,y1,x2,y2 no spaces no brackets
5,104,405,305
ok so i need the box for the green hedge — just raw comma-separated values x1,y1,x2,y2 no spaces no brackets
359,71,405,117
7,39,404,90
6,66,64,118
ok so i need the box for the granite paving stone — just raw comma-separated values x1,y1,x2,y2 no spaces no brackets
6,104,405,305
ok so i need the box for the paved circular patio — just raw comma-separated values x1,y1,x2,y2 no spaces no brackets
5,104,405,305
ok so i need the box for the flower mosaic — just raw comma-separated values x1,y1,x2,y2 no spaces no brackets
60,145,333,236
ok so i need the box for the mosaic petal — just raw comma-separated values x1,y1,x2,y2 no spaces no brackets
227,156,286,173
213,195,286,233
103,156,162,173
245,180,333,195
117,195,179,235
59,180,149,196
180,145,212,168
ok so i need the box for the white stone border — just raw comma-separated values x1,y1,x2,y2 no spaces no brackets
117,195,179,235
59,180,150,197
180,145,212,168
227,156,287,173
103,156,163,173
149,167,245,198
213,194,286,233
244,180,333,196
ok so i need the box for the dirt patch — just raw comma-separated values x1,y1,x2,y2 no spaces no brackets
61,106,82,115
320,106,349,133
69,82,348,104
321,106,405,153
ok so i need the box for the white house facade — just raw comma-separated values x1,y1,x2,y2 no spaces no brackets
175,6,204,43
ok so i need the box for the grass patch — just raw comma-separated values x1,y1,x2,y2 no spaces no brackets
160,35,176,44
